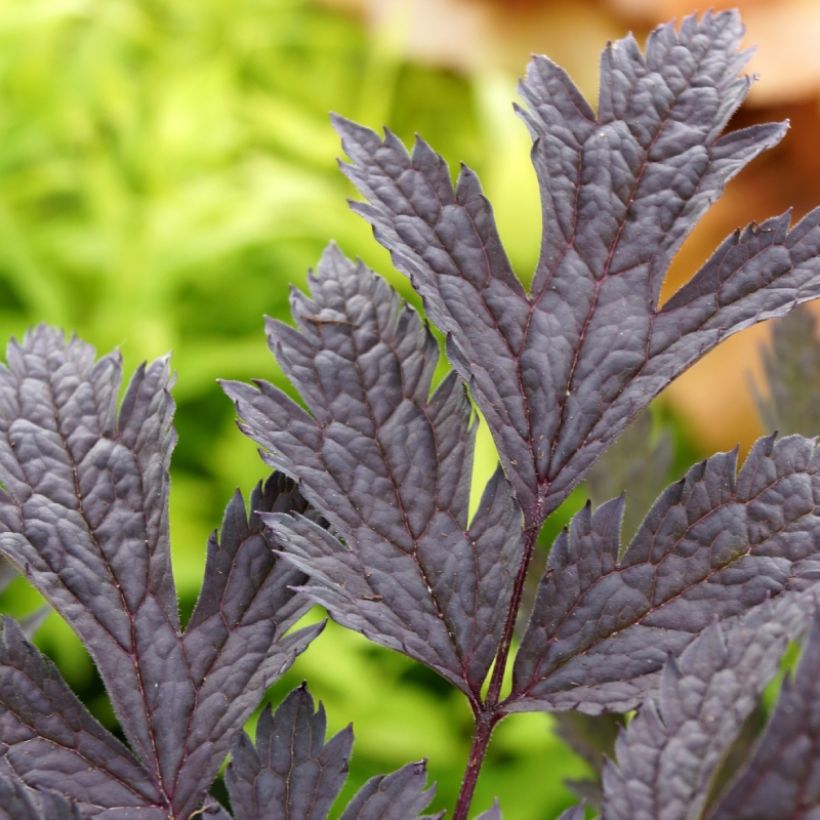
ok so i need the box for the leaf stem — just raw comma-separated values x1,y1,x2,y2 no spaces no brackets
485,519,541,708
453,518,542,818
453,711,499,820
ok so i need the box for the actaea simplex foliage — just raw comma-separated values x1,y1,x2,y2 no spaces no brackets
0,10,817,820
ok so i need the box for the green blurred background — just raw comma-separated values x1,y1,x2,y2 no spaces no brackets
0,0,817,817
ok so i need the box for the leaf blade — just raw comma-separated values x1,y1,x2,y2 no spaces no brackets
0,329,322,817
0,617,162,815
174,475,320,814
225,246,522,699
709,610,820,819
602,594,813,820
226,684,352,820
336,12,820,527
0,327,185,783
510,435,820,712
339,760,442,820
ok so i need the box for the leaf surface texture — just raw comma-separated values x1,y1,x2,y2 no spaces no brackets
335,12,820,524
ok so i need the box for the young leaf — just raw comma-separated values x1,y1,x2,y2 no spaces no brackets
334,11,820,527
601,593,814,820
228,684,442,820
709,609,820,819
0,327,320,817
754,304,820,435
510,434,820,713
223,245,522,702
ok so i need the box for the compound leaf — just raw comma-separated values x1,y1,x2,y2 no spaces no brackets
0,328,318,817
335,11,820,526
226,685,441,820
510,434,820,713
224,245,522,701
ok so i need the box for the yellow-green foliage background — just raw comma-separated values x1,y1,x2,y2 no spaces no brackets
0,1,751,817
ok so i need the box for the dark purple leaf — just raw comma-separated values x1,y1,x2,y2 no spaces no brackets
510,435,820,713
0,328,319,816
334,11,820,526
709,610,820,819
0,617,162,817
339,760,442,820
0,328,184,779
226,685,442,820
0,551,48,637
602,593,814,820
0,775,83,820
177,475,322,809
753,304,820,435
223,246,522,701
226,684,352,820
555,804,586,820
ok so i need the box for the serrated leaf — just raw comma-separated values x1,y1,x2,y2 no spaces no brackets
223,245,522,700
339,760,442,820
0,617,162,816
509,435,820,713
709,609,820,819
601,593,814,820
335,11,820,527
177,475,323,808
226,684,352,820
754,304,820,435
0,328,319,817
226,685,442,820
0,327,183,778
